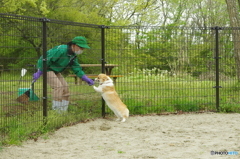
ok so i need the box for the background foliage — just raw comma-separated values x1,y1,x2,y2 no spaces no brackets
0,0,234,27
1,0,239,75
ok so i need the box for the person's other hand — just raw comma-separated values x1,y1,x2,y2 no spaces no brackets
33,69,43,82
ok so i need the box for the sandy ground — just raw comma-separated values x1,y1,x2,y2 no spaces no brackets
1,113,240,159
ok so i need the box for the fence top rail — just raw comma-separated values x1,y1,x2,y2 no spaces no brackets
0,13,41,21
107,25,240,30
0,13,103,28
1,13,240,30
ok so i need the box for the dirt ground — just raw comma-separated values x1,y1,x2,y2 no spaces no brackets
1,113,240,159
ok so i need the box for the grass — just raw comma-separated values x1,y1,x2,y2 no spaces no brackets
118,150,125,154
1,71,240,146
118,75,217,114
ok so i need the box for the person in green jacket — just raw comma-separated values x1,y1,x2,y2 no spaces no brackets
33,36,94,112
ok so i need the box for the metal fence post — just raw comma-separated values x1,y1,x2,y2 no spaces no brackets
101,25,106,118
213,26,222,112
41,17,50,121
100,25,108,117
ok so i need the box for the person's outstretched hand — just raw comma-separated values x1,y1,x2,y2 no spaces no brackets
81,75,94,86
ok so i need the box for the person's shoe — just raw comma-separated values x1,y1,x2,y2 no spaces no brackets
62,100,69,111
52,100,63,113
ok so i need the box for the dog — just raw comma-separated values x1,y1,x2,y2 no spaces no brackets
93,74,129,122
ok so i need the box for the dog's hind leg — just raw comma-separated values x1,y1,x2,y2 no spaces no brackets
121,118,126,122
120,111,129,122
112,110,122,122
116,113,126,122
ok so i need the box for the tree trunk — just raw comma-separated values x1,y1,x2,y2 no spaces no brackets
225,0,240,81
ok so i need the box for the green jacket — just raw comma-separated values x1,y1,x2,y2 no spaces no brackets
37,45,85,78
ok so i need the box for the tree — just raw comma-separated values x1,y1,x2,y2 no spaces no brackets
225,0,240,81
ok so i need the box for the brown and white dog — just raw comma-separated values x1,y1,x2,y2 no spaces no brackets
93,74,129,122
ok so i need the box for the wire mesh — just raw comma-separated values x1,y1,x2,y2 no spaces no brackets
1,14,240,145
104,26,217,115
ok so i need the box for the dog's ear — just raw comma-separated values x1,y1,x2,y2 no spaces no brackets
98,74,105,80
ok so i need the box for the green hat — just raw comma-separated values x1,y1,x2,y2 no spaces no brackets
72,36,90,49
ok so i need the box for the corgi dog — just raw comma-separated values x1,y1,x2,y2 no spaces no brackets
93,74,129,122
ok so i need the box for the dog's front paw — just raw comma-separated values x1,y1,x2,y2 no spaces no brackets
93,86,97,90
